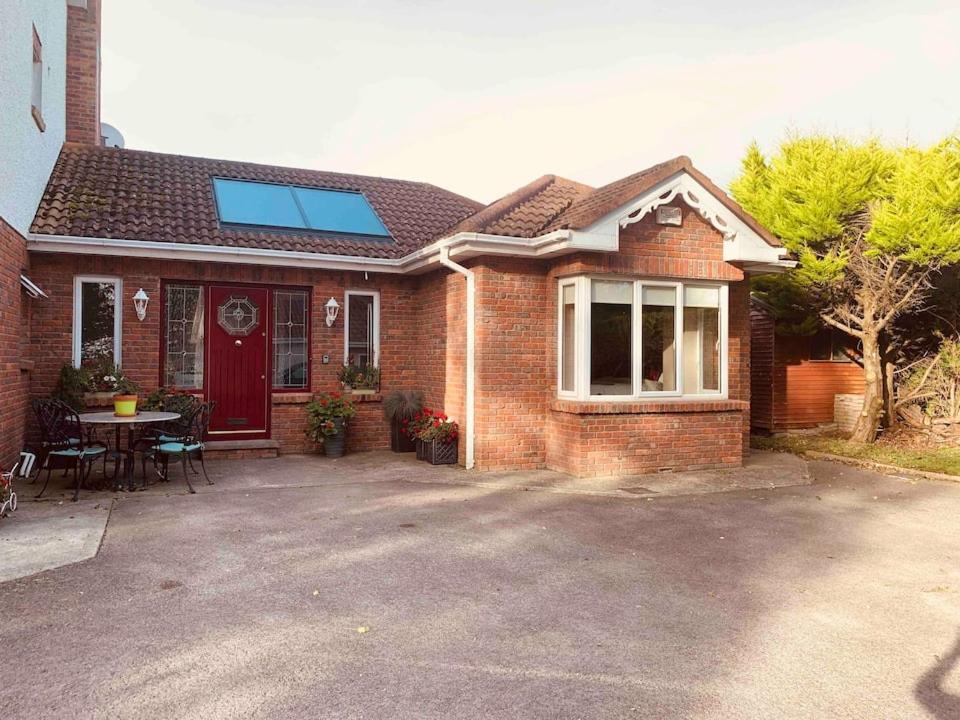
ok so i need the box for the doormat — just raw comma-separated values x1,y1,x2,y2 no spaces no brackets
619,486,656,495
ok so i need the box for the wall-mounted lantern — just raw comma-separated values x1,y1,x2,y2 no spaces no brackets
133,288,149,321
325,297,341,327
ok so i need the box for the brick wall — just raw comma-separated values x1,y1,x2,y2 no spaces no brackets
465,199,755,476
27,253,433,454
474,258,550,470
546,401,747,477
0,219,30,469
65,0,101,145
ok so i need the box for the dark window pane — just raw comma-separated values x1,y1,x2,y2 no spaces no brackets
641,286,676,392
80,281,115,364
347,294,375,369
590,281,632,395
810,329,831,361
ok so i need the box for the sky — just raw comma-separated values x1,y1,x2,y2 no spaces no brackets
101,0,960,204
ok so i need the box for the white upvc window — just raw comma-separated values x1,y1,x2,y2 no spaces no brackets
557,276,728,401
73,276,123,368
343,290,380,368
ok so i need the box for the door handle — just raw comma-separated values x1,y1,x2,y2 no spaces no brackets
235,340,242,346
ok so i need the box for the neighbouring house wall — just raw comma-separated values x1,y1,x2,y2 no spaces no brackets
0,0,68,236
0,219,31,469
26,252,436,454
749,303,775,432
772,335,865,431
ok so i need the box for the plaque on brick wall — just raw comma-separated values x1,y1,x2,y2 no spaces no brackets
656,206,682,226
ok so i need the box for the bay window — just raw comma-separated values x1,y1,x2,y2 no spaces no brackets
557,277,727,400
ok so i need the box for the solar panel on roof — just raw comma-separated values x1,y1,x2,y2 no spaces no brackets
292,186,389,236
212,178,390,237
213,178,306,229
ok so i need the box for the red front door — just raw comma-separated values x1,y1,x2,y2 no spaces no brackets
207,285,269,437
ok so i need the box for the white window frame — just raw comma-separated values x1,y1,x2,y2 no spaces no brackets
343,290,380,367
72,275,123,368
556,275,728,401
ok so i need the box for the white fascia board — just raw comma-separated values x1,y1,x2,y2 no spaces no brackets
28,224,640,276
582,170,789,267
28,234,408,274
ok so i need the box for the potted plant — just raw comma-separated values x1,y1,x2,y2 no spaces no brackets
354,365,381,394
407,408,435,460
86,362,141,416
420,413,459,466
337,364,360,392
383,388,424,453
305,392,356,458
53,364,90,412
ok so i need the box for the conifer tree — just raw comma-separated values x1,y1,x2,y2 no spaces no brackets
732,135,960,442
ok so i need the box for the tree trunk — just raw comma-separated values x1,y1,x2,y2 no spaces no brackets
851,328,884,443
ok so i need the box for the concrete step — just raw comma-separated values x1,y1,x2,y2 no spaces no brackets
203,439,280,459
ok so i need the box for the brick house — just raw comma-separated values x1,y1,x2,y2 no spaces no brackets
3,0,792,477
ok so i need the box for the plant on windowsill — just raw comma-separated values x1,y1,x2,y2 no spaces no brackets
383,388,424,453
417,412,459,466
305,392,357,458
338,360,380,394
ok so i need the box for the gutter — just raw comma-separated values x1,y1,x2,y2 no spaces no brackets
438,247,476,470
26,229,578,275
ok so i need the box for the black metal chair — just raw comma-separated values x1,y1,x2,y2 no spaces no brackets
135,393,201,481
151,401,216,494
33,399,108,501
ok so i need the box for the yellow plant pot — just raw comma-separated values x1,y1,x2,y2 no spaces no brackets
113,395,138,417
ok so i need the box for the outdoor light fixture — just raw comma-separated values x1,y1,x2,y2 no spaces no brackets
133,288,149,321
325,297,340,327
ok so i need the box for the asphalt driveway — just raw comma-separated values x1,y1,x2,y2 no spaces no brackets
2,453,959,719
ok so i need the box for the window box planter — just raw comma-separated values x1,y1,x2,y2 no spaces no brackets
423,439,458,466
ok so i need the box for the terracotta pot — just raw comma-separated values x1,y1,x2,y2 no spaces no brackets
113,394,138,417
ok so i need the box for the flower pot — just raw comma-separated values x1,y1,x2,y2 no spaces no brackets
324,417,347,458
415,438,425,461
113,394,138,417
390,419,416,453
425,439,458,465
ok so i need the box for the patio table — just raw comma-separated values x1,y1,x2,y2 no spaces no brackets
78,411,180,491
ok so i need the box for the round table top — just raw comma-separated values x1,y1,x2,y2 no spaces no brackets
78,411,180,425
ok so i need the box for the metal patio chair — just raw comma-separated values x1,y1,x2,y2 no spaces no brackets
151,401,216,494
33,400,108,501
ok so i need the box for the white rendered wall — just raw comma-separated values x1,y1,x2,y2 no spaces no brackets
0,0,67,236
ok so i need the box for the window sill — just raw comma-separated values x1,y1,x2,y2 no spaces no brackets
272,392,312,405
550,398,748,415
31,105,45,132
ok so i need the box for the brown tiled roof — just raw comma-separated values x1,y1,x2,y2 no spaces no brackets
450,174,594,237
453,156,780,248
31,144,484,258
542,156,780,247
